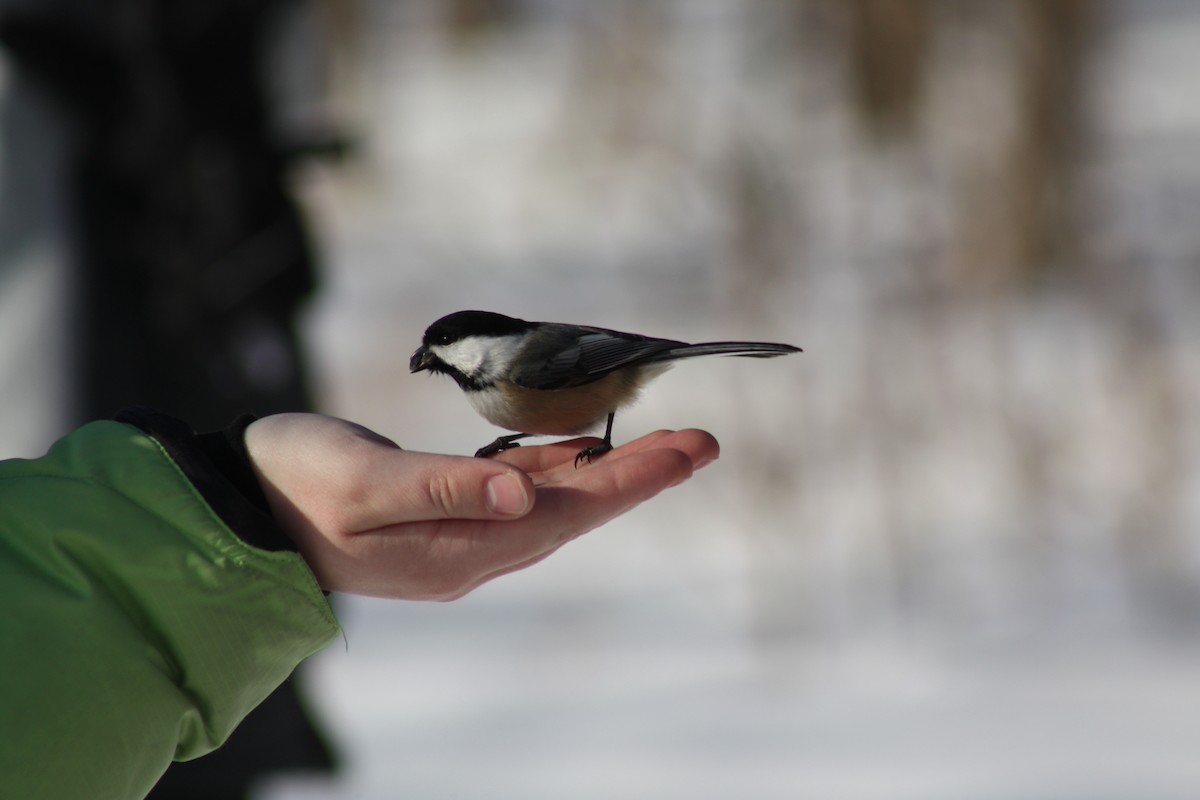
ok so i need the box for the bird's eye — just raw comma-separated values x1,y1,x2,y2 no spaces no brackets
434,333,452,345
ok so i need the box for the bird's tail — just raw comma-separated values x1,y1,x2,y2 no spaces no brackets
657,341,802,361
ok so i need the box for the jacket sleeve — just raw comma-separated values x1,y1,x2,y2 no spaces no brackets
0,412,341,799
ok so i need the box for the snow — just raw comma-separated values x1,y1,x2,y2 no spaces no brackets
252,4,1200,797
6,1,1200,798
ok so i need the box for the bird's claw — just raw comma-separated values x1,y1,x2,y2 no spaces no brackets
574,442,613,468
475,434,528,458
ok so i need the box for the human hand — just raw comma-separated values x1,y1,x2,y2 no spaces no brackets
244,414,719,600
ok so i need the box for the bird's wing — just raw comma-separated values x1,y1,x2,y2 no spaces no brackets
510,325,684,390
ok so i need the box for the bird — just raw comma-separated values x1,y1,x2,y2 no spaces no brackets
410,310,801,465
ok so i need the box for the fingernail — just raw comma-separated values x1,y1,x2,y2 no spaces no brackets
486,474,530,516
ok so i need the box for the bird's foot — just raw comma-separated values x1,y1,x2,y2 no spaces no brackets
574,441,613,468
475,434,532,458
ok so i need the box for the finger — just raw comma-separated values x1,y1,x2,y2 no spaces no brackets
460,444,700,568
494,428,712,478
490,436,608,472
338,440,710,599
530,445,698,542
637,429,720,468
526,429,720,485
347,451,536,530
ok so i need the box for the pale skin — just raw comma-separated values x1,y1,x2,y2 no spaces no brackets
244,414,720,600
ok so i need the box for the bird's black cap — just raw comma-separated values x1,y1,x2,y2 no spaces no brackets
420,310,536,347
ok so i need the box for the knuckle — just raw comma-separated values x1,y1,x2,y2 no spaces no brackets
425,471,461,516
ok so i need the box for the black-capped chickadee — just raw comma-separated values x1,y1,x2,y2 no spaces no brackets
410,310,801,465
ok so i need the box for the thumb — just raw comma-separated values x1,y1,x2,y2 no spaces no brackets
245,414,535,532
381,451,535,524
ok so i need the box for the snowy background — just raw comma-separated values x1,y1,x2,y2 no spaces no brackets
6,1,1200,798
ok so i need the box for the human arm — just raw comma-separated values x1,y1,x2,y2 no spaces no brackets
0,411,339,799
0,409,716,798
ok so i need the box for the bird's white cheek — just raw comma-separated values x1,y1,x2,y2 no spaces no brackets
432,334,527,381
431,339,485,376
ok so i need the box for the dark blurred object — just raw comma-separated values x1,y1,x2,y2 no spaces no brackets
1004,0,1097,284
0,0,344,796
148,685,336,799
0,0,350,430
846,0,929,140
442,0,520,43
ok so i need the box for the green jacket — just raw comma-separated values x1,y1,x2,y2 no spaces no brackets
0,409,340,798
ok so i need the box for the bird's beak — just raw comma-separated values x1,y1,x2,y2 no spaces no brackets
409,345,434,373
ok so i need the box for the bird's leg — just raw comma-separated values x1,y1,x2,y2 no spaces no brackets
475,433,533,458
574,412,615,468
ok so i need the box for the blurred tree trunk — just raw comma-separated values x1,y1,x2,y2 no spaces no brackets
442,0,519,42
846,0,930,141
961,0,1098,287
1007,0,1096,283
